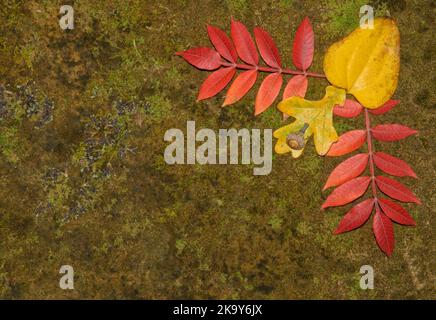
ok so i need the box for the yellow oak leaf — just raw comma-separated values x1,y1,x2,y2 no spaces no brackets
323,18,400,109
274,86,346,157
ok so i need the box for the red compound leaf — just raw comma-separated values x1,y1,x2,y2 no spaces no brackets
177,18,323,114
324,105,420,256
334,199,374,234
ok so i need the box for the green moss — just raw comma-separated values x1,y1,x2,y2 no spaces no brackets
322,0,368,38
224,0,249,13
0,127,21,163
268,215,283,230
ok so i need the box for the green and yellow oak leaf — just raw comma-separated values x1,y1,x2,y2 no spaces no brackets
274,86,346,158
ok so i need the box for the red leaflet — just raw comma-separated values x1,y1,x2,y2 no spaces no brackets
373,209,395,256
176,47,221,70
223,70,257,106
197,67,236,101
372,124,417,142
254,27,281,69
283,75,308,100
379,198,416,226
333,99,363,118
322,176,371,209
334,199,374,234
373,152,417,178
292,17,314,71
207,25,238,63
376,176,421,204
323,153,368,190
255,73,283,115
369,99,399,115
327,130,366,157
231,19,259,65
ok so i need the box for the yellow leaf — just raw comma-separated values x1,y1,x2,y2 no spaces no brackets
323,18,400,109
274,86,346,157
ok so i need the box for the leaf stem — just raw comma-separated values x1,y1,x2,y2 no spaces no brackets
365,108,378,202
221,61,326,78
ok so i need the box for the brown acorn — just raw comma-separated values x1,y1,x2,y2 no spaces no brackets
286,123,309,150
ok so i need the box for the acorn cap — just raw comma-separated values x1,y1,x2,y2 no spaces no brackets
286,133,305,150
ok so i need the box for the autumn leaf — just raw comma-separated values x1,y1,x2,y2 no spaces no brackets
326,129,366,157
322,176,371,209
369,99,400,115
373,209,395,256
372,124,417,141
254,27,282,68
379,198,416,226
333,99,363,118
231,19,258,65
334,199,374,234
373,152,417,178
274,86,346,157
207,25,238,63
197,67,236,101
283,75,308,100
324,18,400,109
255,73,283,115
223,70,258,106
375,176,421,204
323,153,368,190
176,47,222,70
292,17,314,71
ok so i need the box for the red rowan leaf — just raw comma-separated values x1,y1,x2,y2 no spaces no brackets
197,67,236,101
326,130,366,157
373,152,417,178
373,209,394,256
333,99,363,118
255,73,283,115
254,27,281,68
292,17,314,71
322,176,371,209
379,198,416,226
334,199,374,234
231,19,258,65
323,153,368,190
375,176,421,204
283,75,308,100
207,25,238,63
372,124,417,142
176,47,221,70
369,99,399,115
222,70,257,106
